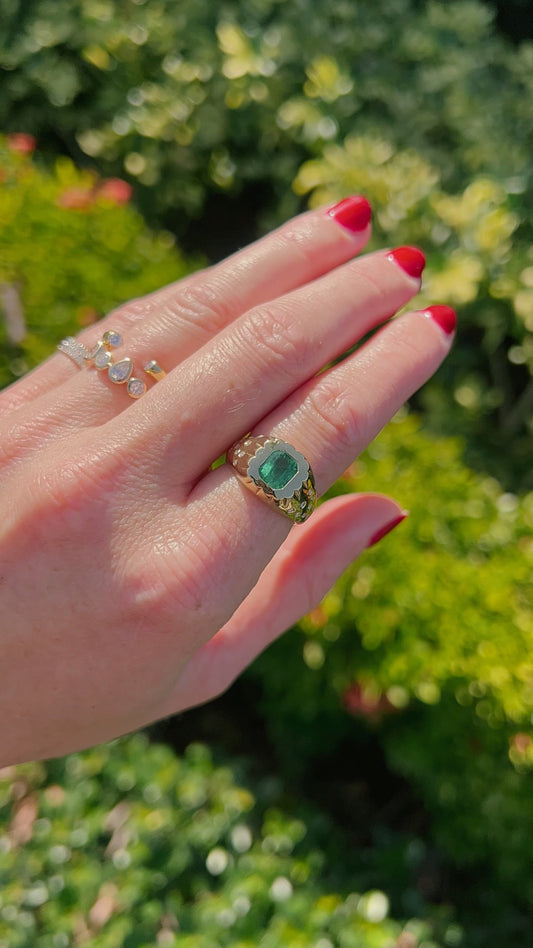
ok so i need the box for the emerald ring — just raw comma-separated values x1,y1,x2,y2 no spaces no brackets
227,436,317,524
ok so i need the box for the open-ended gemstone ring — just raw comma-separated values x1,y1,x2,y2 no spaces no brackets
227,435,317,524
57,330,166,399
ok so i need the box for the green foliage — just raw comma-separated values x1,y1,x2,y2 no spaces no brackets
296,139,533,489
0,735,445,948
1,0,531,484
384,694,533,905
1,4,533,939
0,137,198,389
247,410,533,928
252,410,533,756
2,0,529,220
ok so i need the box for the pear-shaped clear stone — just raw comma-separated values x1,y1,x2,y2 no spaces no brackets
108,358,133,384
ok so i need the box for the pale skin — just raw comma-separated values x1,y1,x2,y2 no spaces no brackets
0,202,454,766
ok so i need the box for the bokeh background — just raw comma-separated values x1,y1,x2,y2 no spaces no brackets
1,1,532,945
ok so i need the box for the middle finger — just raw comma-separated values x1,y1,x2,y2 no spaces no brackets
114,245,425,489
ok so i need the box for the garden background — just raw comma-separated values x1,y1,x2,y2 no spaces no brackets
1,1,533,945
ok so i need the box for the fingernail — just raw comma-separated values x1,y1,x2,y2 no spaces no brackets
388,246,426,279
423,304,457,336
368,511,409,548
327,195,372,233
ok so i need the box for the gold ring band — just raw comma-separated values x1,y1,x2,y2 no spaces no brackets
58,330,166,399
144,360,167,382
227,435,317,524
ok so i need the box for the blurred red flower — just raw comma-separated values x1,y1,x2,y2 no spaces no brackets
342,682,394,720
6,133,37,155
98,178,132,204
57,188,94,210
511,732,532,755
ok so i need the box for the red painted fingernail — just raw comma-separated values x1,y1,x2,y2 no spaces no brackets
388,246,426,279
327,195,372,233
368,511,409,548
423,304,457,336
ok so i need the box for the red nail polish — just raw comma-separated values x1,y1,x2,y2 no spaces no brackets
327,195,372,233
424,304,457,336
388,246,426,279
368,512,408,548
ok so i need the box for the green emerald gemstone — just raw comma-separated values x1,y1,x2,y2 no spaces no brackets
258,450,298,490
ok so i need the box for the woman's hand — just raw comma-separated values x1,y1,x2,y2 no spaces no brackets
0,197,455,765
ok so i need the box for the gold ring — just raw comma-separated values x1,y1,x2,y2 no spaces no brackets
57,330,166,399
143,360,167,382
227,435,317,524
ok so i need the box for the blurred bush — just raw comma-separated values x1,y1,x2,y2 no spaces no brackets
1,0,529,222
0,734,448,948
253,410,532,762
0,135,199,389
1,5,533,942
1,0,531,485
295,140,532,489
247,410,533,930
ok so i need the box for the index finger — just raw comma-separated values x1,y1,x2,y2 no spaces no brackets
0,197,372,415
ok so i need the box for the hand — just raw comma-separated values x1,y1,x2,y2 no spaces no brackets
0,197,455,764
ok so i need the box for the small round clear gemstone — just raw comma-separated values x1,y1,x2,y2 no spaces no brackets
103,330,122,349
127,378,146,398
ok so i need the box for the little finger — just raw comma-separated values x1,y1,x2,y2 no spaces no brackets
156,493,407,716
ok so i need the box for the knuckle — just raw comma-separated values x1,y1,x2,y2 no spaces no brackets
121,518,231,630
170,274,232,336
0,420,37,468
353,264,391,310
241,302,312,378
20,440,133,537
113,558,192,634
109,268,229,339
306,376,365,455
392,326,428,362
107,295,155,327
26,463,114,544
275,219,319,270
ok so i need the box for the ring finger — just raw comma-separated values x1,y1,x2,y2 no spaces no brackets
175,303,456,625
119,245,426,489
